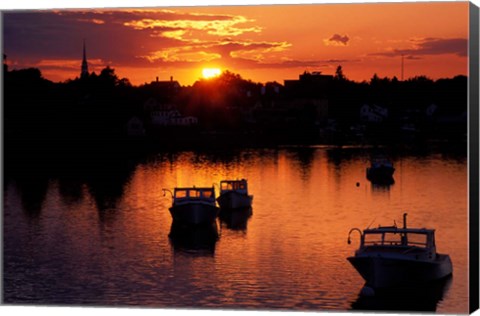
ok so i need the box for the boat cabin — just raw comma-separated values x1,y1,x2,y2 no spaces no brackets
354,226,437,260
173,187,216,203
360,227,435,249
370,158,394,169
220,179,248,194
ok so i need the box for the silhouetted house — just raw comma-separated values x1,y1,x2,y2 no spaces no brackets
277,72,332,126
360,104,388,123
150,105,198,127
287,98,329,125
143,97,162,112
261,82,282,95
126,116,146,137
284,71,333,99
150,76,181,94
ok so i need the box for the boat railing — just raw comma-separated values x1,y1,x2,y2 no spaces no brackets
362,232,429,248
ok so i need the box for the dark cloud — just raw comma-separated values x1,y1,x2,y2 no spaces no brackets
3,9,358,80
371,38,467,58
328,34,349,45
3,9,262,71
3,11,179,67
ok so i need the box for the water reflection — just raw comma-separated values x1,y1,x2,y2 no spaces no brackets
326,146,366,166
168,221,219,255
16,177,49,218
84,159,138,221
350,276,453,312
370,183,393,193
58,178,84,206
286,147,316,181
368,177,395,186
219,207,253,230
3,146,467,312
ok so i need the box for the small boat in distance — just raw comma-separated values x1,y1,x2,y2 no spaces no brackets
217,179,253,209
164,186,219,225
347,213,452,289
366,158,395,184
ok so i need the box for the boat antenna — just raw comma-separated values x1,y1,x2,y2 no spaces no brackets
401,54,404,81
162,188,173,198
366,217,376,229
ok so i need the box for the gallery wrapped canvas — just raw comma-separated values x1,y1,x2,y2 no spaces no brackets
1,0,479,314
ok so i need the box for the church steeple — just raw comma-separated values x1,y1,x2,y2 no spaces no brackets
81,39,89,79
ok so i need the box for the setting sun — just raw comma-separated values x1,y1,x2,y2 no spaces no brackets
202,68,222,79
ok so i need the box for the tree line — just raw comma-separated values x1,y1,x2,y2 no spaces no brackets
3,61,467,162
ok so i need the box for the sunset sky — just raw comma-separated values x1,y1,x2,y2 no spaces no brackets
2,1,470,86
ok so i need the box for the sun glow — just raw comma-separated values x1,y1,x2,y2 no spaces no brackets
202,68,222,79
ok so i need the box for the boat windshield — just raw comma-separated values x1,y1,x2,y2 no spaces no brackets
175,189,188,199
371,160,393,168
363,231,429,248
221,181,247,191
174,188,214,199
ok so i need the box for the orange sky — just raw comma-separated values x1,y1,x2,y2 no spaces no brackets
3,2,469,85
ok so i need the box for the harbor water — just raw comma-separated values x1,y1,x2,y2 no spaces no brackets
3,146,468,312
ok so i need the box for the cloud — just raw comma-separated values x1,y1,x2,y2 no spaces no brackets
138,39,292,66
77,18,105,25
324,34,350,46
140,47,221,63
370,37,467,58
3,9,302,79
122,11,261,38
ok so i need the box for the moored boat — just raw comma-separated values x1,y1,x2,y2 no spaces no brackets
217,179,253,209
164,186,219,225
347,213,452,289
366,158,395,184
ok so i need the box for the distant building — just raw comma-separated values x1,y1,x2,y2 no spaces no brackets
143,97,162,112
360,104,389,123
284,71,333,98
126,116,146,137
151,108,198,126
81,40,89,79
150,76,181,94
143,98,198,127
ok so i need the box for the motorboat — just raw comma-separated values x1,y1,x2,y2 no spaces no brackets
347,213,452,289
366,158,395,184
164,186,219,225
216,179,253,209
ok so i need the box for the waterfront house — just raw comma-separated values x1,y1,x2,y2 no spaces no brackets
360,104,389,123
126,116,146,137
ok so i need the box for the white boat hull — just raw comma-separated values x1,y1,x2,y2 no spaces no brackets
169,202,219,225
217,191,253,209
348,254,452,288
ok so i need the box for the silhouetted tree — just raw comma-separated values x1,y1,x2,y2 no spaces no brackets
334,65,346,81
